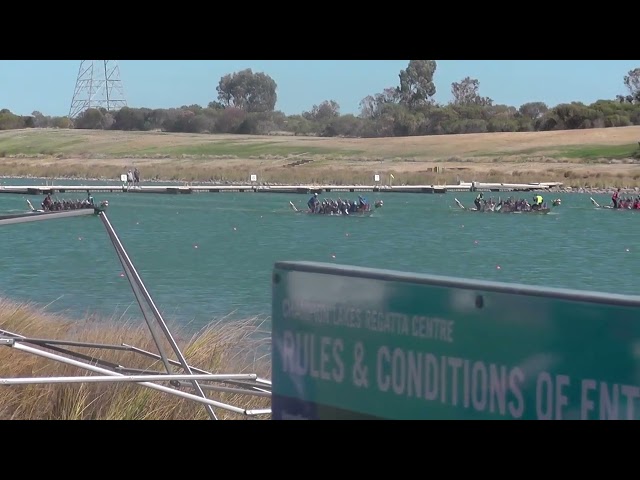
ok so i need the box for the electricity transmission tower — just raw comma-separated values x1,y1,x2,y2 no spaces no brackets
68,60,128,119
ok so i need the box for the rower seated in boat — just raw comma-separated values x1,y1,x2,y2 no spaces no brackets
531,194,544,210
474,192,483,210
357,195,369,212
41,193,53,211
302,195,381,215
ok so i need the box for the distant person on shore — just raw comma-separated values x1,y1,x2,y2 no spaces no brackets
126,169,133,189
134,168,140,188
612,188,620,208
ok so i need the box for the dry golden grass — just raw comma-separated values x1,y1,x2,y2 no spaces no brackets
3,157,640,189
3,125,640,157
1,125,638,156
1,126,640,186
0,298,271,420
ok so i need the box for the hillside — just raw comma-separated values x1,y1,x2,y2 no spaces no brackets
1,127,639,186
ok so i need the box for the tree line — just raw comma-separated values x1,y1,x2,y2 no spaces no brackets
1,61,640,138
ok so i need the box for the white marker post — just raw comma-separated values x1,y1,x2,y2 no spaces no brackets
374,174,380,183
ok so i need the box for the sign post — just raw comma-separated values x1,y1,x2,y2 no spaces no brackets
373,174,380,184
250,174,257,183
271,261,640,420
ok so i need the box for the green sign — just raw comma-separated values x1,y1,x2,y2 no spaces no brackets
271,261,640,420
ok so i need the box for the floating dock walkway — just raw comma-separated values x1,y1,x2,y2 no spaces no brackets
0,182,562,196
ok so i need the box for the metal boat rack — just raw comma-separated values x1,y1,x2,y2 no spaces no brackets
0,204,272,420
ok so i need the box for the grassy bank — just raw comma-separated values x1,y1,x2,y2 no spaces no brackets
1,127,640,187
0,299,271,420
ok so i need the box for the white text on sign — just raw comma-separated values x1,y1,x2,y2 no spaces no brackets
277,331,640,420
282,299,454,343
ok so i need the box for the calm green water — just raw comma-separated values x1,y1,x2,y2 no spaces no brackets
1,177,638,332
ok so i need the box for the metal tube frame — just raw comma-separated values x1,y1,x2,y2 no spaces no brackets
0,327,271,394
122,343,272,393
99,212,218,420
0,207,272,419
6,341,260,416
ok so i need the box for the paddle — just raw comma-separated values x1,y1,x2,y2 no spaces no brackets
289,201,299,212
26,199,44,213
454,198,466,210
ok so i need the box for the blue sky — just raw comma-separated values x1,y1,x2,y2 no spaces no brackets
0,60,639,118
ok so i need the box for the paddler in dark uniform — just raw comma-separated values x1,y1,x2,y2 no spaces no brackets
41,193,53,211
474,192,483,210
307,192,319,213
